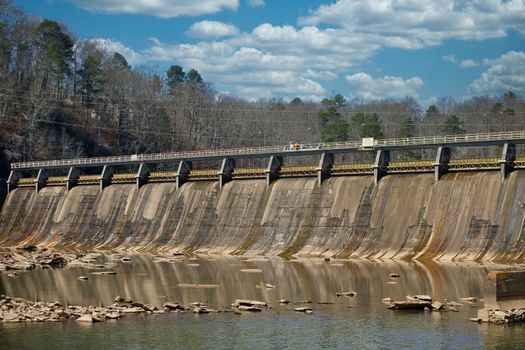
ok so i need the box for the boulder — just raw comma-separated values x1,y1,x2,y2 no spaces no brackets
120,307,144,313
106,313,120,320
143,304,157,312
193,307,208,314
387,300,431,310
76,314,95,323
2,312,20,322
231,299,267,308
460,297,477,303
413,295,432,302
237,305,262,312
40,257,67,267
163,302,185,311
431,301,444,311
294,307,313,312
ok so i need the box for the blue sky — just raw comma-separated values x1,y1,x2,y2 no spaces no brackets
14,0,525,105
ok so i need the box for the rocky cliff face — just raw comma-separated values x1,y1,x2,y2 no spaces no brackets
1,171,524,263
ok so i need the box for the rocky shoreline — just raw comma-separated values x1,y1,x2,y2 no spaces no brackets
474,308,525,324
0,294,243,323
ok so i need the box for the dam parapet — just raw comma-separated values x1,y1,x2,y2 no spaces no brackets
6,130,525,193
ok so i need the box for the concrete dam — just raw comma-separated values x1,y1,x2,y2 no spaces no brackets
2,131,525,263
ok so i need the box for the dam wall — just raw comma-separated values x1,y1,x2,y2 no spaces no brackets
1,171,525,263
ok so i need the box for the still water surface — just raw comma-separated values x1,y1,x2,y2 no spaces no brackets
0,254,524,349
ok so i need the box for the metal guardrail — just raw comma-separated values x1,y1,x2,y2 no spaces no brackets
11,156,524,186
10,130,525,171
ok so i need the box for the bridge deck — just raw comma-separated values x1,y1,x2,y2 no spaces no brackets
12,156,525,187
10,130,525,170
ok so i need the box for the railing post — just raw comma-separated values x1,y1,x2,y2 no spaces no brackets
265,156,282,186
66,167,80,191
433,146,451,182
373,150,390,184
499,143,516,181
136,163,149,190
176,160,192,189
219,158,235,189
100,165,113,191
317,152,334,186
35,169,48,193
7,170,21,195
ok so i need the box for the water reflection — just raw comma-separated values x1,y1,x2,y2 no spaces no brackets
0,255,523,350
0,255,488,309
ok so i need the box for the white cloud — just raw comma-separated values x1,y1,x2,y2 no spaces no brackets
141,24,380,100
300,0,525,49
468,51,525,96
248,0,265,7
83,38,145,65
442,55,480,68
75,1,525,101
187,21,240,38
68,0,239,17
345,73,424,100
304,69,338,80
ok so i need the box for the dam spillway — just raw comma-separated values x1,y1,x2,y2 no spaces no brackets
1,170,524,263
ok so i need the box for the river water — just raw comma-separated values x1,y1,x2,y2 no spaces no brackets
0,254,524,349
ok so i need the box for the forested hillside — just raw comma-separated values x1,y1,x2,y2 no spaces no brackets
1,1,524,166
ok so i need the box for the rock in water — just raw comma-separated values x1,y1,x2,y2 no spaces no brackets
163,302,185,311
76,314,95,323
294,307,313,312
431,301,444,311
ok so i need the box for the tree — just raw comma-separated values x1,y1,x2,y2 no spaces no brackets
398,117,415,138
322,116,349,142
503,90,518,100
397,117,419,159
166,64,185,88
34,20,74,94
332,93,346,108
425,105,440,119
318,95,349,142
78,53,104,106
443,115,465,134
187,68,202,82
111,52,130,70
351,112,384,139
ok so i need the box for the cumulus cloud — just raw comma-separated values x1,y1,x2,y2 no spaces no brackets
345,73,424,100
82,38,145,65
74,1,524,101
141,23,379,100
248,0,265,7
442,55,480,68
300,0,525,49
68,0,239,17
468,51,525,96
187,21,240,38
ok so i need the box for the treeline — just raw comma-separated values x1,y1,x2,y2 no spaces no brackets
0,1,524,164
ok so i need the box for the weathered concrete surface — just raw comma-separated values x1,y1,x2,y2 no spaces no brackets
484,271,525,310
1,171,525,262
